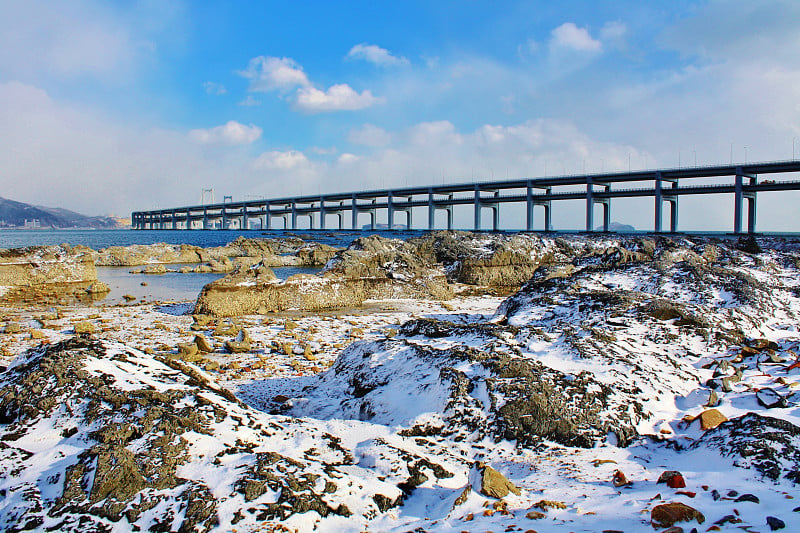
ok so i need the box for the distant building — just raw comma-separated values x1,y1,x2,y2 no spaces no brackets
23,219,41,229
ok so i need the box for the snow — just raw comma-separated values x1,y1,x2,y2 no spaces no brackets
2,236,800,532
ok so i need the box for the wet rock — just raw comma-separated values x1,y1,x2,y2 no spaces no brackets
734,493,759,503
475,462,521,499
0,245,98,287
85,281,110,294
651,502,705,528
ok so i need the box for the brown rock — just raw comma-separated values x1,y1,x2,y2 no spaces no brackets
74,321,95,335
525,510,546,519
651,502,705,528
476,462,521,499
698,409,728,430
657,471,687,489
193,334,213,353
224,340,251,354
176,343,201,362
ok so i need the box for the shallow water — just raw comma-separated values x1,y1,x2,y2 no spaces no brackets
0,228,429,250
95,265,321,305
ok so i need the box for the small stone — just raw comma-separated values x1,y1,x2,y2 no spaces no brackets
194,334,214,353
660,528,684,533
74,321,95,335
734,493,759,504
476,462,521,499
122,294,136,302
706,390,720,407
766,516,786,530
657,471,686,489
698,409,728,430
756,388,789,409
612,470,631,487
525,510,546,520
176,343,201,361
452,486,470,508
531,500,566,511
224,340,251,354
29,329,45,340
4,323,22,334
651,502,705,528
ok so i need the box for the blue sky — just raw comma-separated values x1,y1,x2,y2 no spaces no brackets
1,0,799,230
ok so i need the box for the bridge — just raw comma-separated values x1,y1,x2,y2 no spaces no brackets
132,160,800,234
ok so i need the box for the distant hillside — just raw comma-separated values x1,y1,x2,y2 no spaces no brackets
0,197,120,229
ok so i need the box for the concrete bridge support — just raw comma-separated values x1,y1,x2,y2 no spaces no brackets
586,180,611,232
734,169,758,234
655,172,679,232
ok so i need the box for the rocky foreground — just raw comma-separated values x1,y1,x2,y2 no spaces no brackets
1,233,800,532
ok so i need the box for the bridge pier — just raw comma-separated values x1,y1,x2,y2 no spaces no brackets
734,169,758,234
655,173,679,232
387,191,394,230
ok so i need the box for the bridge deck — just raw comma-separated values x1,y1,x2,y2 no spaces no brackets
132,160,800,234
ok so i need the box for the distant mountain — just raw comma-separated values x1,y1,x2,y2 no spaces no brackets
0,197,120,229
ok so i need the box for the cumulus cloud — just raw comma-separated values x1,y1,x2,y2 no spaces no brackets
202,81,227,95
347,43,409,66
188,121,262,145
550,22,602,52
294,84,383,113
348,124,392,146
253,150,310,170
239,56,310,92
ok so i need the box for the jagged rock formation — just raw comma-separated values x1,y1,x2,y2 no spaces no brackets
95,237,340,270
0,245,103,303
290,235,800,454
195,235,452,316
0,337,465,532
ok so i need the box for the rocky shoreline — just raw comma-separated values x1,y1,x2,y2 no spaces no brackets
1,232,800,532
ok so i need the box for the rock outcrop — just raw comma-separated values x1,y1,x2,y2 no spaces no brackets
0,245,101,302
195,236,452,316
0,337,453,531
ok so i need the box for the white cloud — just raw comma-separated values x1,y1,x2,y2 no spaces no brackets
202,81,227,95
239,56,311,92
348,124,392,146
338,153,359,164
238,95,261,106
253,150,310,170
188,121,262,145
294,84,383,113
347,43,409,67
550,22,602,52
